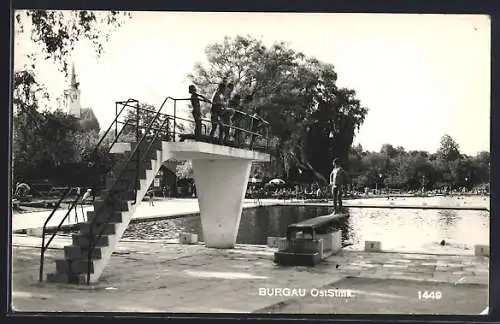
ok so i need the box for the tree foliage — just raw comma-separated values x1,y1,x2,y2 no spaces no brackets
437,134,461,162
188,35,369,183
15,10,130,75
347,135,489,191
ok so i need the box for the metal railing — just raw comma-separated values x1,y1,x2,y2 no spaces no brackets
38,187,80,282
113,97,272,151
85,98,174,284
39,98,144,282
39,94,273,284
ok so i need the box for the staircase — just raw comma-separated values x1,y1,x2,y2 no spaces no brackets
39,96,272,284
46,138,167,284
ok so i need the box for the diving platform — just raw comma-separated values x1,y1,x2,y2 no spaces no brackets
40,96,274,284
165,141,269,162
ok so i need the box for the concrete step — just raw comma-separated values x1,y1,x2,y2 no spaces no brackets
113,167,147,182
72,233,110,248
99,188,136,202
64,245,103,261
108,157,152,183
55,258,95,274
86,210,123,224
113,178,142,191
46,272,86,284
113,154,153,172
79,221,117,236
105,171,145,191
93,199,129,212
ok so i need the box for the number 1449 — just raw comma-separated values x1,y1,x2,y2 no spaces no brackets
418,291,442,300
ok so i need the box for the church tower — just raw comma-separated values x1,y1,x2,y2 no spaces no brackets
61,63,82,118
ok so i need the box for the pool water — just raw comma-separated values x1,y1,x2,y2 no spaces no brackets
123,196,489,253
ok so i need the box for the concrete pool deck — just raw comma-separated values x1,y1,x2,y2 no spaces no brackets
11,196,490,314
12,234,489,314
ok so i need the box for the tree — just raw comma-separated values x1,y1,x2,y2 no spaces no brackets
80,108,100,132
176,160,193,179
437,134,461,162
120,103,174,142
188,35,368,182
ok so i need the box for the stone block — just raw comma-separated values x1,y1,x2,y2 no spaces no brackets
331,230,342,253
274,251,322,266
317,230,342,254
287,239,323,254
179,232,198,244
474,245,489,256
317,233,333,251
266,236,287,249
365,240,382,252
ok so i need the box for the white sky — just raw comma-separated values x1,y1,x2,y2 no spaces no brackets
14,12,491,155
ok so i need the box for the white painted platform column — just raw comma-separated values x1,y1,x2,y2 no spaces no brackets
164,141,270,249
192,159,252,248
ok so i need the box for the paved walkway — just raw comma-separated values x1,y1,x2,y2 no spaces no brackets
12,234,489,314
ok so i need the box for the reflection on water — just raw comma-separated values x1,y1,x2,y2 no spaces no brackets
123,197,489,253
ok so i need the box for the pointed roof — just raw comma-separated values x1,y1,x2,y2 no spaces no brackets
70,63,78,89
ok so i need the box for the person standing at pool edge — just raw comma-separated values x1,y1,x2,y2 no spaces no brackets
330,158,348,213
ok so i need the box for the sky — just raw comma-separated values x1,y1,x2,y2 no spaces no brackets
14,12,491,155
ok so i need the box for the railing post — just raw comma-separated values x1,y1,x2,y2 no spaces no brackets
173,100,177,142
134,101,140,204
115,102,118,139
39,231,46,282
249,117,254,150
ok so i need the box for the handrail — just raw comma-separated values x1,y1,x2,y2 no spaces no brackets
92,98,137,156
87,118,141,196
38,93,273,284
39,99,138,282
86,96,174,284
117,97,271,147
39,187,78,282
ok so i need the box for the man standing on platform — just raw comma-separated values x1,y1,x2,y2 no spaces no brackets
189,85,210,138
330,158,348,213
209,82,226,140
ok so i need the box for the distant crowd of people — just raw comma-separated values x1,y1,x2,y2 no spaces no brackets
188,80,267,146
248,159,349,214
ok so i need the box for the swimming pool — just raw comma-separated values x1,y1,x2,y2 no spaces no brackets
122,196,489,254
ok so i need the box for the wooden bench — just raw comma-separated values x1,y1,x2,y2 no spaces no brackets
274,213,348,266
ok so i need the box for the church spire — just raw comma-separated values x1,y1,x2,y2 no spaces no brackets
70,63,78,89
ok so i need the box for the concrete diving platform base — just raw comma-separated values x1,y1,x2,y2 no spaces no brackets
165,141,270,249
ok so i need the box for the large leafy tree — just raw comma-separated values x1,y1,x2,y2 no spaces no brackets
437,134,461,162
188,35,368,183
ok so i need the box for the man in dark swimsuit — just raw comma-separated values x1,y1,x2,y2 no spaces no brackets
209,82,226,140
234,94,251,145
249,106,264,148
223,93,241,142
188,85,209,138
